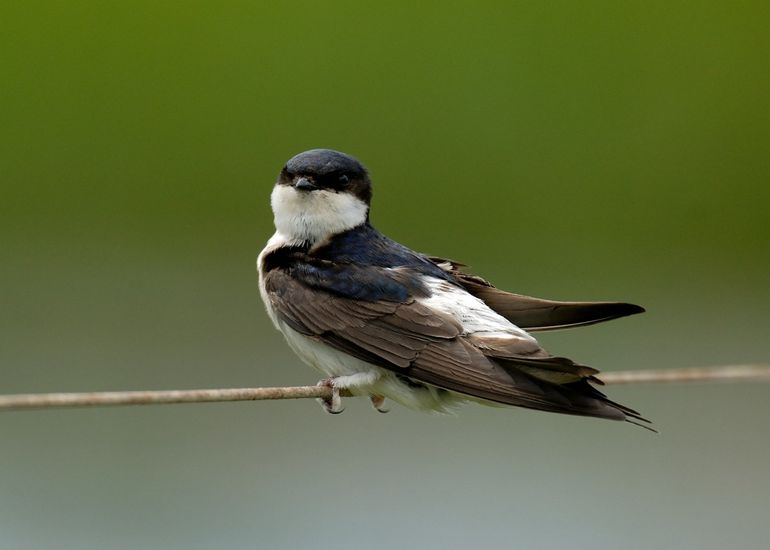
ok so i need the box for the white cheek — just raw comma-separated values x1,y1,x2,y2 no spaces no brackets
270,185,368,243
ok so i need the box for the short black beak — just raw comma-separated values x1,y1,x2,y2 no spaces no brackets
294,177,318,191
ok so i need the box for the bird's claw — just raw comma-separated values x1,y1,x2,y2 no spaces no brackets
370,394,389,413
316,379,344,414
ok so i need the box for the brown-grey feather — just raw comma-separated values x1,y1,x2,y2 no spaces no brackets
264,268,645,421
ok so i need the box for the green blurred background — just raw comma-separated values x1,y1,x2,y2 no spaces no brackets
2,2,769,549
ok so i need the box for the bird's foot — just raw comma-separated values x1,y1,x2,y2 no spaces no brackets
316,378,344,414
370,394,389,413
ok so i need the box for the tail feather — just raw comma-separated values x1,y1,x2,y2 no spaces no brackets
493,358,654,427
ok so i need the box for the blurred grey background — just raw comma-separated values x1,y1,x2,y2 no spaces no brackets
1,2,769,549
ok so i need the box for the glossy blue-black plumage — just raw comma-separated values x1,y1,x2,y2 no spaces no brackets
291,262,417,302
316,224,452,279
262,223,456,303
280,149,373,205
285,149,367,178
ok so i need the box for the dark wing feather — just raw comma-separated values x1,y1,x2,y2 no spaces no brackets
428,257,645,331
264,266,648,423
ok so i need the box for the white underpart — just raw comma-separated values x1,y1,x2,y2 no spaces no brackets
421,276,538,342
271,184,368,245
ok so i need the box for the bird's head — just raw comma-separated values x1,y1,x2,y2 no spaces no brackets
271,149,372,244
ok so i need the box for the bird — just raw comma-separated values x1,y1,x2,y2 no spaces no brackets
258,148,650,428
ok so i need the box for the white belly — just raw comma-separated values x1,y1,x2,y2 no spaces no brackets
277,319,380,379
274,319,460,412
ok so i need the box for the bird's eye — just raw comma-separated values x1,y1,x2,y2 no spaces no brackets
338,174,349,185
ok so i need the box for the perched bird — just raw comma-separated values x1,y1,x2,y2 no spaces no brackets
258,149,649,427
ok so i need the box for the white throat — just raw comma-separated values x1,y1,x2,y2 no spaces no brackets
270,184,368,244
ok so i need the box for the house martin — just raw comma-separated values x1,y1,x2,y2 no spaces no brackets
258,149,649,427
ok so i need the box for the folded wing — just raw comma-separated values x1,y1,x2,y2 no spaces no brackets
428,257,645,331
263,262,648,424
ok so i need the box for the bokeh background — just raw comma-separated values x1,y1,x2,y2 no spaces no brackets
2,2,769,549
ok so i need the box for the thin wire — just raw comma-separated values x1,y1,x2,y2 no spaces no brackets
0,364,768,411
0,385,351,411
597,364,770,385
